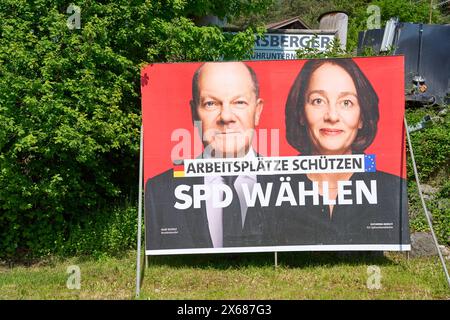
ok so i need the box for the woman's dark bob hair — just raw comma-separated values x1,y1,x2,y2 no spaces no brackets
285,58,379,154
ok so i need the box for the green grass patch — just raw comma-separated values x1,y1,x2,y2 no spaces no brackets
1,250,448,300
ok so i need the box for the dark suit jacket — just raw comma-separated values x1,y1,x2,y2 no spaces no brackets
145,169,279,251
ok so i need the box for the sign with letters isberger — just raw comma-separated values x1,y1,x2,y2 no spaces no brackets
251,32,336,60
141,56,410,255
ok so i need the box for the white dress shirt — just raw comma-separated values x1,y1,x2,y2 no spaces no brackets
204,149,257,248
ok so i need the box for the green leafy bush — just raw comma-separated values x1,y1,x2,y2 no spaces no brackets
406,108,450,181
0,0,269,259
406,107,450,245
57,201,140,258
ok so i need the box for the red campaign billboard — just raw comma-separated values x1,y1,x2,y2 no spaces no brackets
141,56,410,255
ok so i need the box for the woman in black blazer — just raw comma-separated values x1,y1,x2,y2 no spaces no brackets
279,58,410,247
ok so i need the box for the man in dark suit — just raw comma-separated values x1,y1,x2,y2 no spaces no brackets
146,62,276,251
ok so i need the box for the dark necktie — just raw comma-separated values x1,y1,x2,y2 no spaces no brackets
222,175,243,247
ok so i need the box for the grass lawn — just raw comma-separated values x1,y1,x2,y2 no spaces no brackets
0,250,449,300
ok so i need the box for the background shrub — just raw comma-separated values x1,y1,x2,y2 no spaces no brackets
0,0,269,259
406,107,450,245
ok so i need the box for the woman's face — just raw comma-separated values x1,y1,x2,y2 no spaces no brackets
303,63,362,155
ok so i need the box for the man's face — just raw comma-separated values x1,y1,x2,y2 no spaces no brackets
193,62,263,158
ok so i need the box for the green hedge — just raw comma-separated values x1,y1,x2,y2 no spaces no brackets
0,0,266,259
406,107,450,245
56,201,139,259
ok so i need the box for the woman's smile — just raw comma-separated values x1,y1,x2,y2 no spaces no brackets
319,128,344,136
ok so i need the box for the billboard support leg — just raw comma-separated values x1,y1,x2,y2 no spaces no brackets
136,125,144,298
274,252,278,268
405,117,450,288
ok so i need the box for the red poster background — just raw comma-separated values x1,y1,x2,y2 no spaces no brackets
141,56,406,184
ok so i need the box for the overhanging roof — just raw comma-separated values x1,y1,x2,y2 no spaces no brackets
266,17,310,30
